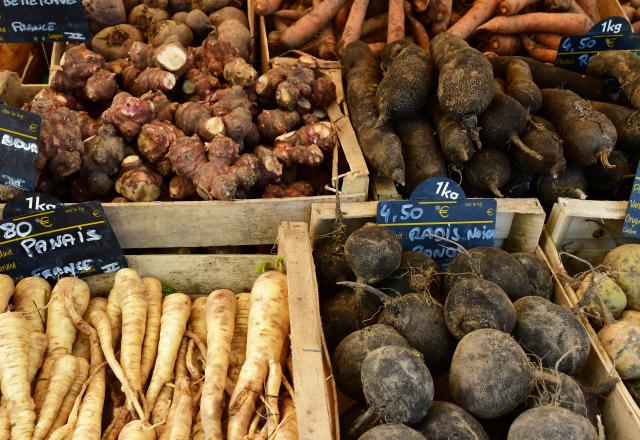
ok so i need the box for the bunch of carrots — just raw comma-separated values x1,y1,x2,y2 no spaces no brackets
261,0,606,62
0,268,294,440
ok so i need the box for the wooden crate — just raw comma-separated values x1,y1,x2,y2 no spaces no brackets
310,198,546,253
86,221,339,440
542,198,640,440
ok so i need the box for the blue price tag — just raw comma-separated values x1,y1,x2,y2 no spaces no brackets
623,162,640,238
376,177,497,267
556,17,640,77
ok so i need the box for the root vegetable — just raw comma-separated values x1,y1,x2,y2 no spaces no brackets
342,41,405,183
512,253,553,300
416,401,488,439
487,34,521,55
463,148,511,197
280,0,348,49
174,102,220,142
186,9,212,35
129,41,189,73
137,121,180,164
431,104,475,165
355,345,433,431
223,58,258,87
13,277,50,333
145,293,192,412
340,0,370,51
182,69,220,100
515,116,565,177
83,0,127,30
201,289,237,440
377,292,455,373
0,312,36,440
520,34,557,63
602,244,640,311
332,324,410,401
101,92,156,141
506,59,542,113
445,247,529,300
508,406,598,439
48,357,89,435
430,33,494,147
450,328,532,418
227,271,289,439
358,424,425,439
387,0,405,42
444,278,516,339
209,7,249,28
590,101,640,161
216,20,252,61
91,25,144,61
263,182,315,198
228,292,250,388
576,0,600,22
478,12,593,35
128,5,169,33
622,310,640,326
130,67,176,96
257,109,300,141
84,69,118,103
526,371,586,415
140,278,163,387
255,0,283,15
586,150,631,198
375,40,432,127
537,167,588,207
28,333,48,384
407,15,429,51
513,296,590,374
118,420,157,439
449,0,499,39
161,375,191,439
540,88,616,167
115,156,162,202
148,20,193,47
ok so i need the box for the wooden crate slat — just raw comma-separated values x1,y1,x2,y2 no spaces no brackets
277,222,337,440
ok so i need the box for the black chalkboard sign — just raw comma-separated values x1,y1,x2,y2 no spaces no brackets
0,201,127,282
556,17,640,74
0,103,40,191
623,162,640,239
0,0,89,43
2,192,64,217
376,177,497,268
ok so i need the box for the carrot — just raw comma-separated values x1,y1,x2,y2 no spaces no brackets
87,297,145,421
413,0,429,13
114,269,148,402
427,0,452,24
273,396,297,440
449,0,498,39
34,278,90,413
489,34,521,55
71,301,107,440
334,0,353,30
145,292,192,412
317,23,337,59
521,34,558,63
227,271,289,440
535,32,562,49
228,292,251,390
13,276,50,334
280,0,348,49
47,357,90,436
255,0,283,16
478,12,593,35
0,275,13,312
387,0,405,42
576,0,600,22
368,42,386,56
28,332,48,384
0,312,36,440
408,15,430,51
107,284,122,348
118,420,157,439
140,277,163,388
498,0,538,15
340,0,370,51
274,9,306,20
200,289,237,440
362,12,388,36
33,354,78,440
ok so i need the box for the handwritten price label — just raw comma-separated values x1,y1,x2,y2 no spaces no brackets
0,0,89,42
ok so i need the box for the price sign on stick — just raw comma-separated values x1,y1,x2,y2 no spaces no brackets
623,162,640,238
0,103,40,191
0,201,127,282
376,177,497,267
556,17,640,74
0,0,90,43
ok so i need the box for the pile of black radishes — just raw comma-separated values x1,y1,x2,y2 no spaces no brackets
317,224,610,439
343,34,640,206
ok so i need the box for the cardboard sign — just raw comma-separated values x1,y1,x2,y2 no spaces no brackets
623,162,640,238
376,177,497,267
2,192,64,217
0,201,127,281
556,17,640,74
0,0,90,43
0,103,40,190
